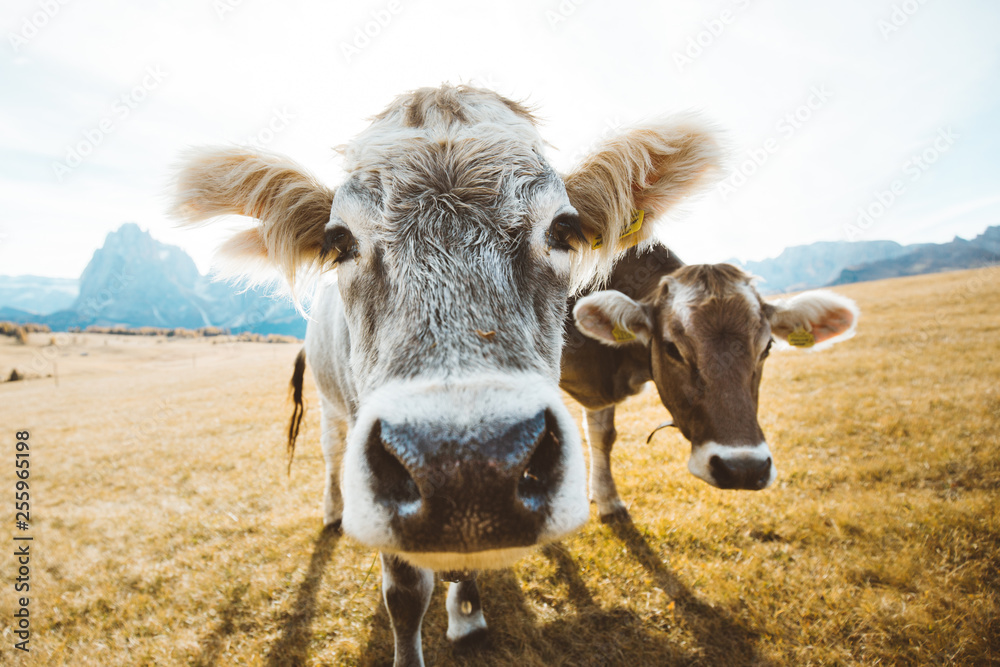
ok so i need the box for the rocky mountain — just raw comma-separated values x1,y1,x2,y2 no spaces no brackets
734,226,999,293
6,223,997,335
4,224,306,337
831,226,1000,285
733,240,911,294
0,275,79,315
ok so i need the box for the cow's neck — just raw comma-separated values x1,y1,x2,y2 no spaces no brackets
605,242,685,299
560,243,684,411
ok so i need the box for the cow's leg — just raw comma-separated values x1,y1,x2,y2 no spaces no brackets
320,399,347,529
585,406,628,520
381,553,434,667
446,578,488,648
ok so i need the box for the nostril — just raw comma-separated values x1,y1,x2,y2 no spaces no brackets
517,411,562,511
709,452,772,490
709,454,736,489
365,421,421,509
756,457,773,489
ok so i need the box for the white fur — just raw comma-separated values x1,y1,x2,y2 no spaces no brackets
666,278,698,332
446,583,488,641
573,291,652,346
736,281,762,317
584,407,627,517
319,397,347,527
687,441,776,489
768,290,860,351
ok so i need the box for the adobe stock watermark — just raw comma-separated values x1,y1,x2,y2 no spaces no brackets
76,267,133,321
878,0,931,40
244,107,295,150
7,0,72,53
123,398,179,447
717,84,832,201
897,260,999,362
214,0,247,20
673,0,753,72
22,331,72,380
544,0,587,29
564,116,624,169
340,0,403,63
843,126,958,242
465,71,505,93
50,66,168,182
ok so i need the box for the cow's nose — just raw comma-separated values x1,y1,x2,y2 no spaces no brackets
364,410,564,551
709,454,773,490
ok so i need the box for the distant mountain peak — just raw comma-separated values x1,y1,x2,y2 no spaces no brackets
1,223,306,337
732,225,998,294
831,225,1000,287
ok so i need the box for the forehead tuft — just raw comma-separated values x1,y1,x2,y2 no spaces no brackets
343,85,546,177
671,263,754,299
665,264,764,337
389,138,549,205
374,85,539,129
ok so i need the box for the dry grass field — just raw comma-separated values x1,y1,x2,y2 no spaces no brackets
1,267,998,666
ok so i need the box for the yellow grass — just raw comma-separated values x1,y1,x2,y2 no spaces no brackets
1,267,998,666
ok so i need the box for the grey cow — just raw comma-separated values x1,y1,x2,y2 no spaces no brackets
173,85,722,666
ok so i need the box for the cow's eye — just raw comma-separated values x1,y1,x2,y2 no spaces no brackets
760,338,773,361
663,341,684,363
322,225,359,264
546,212,585,252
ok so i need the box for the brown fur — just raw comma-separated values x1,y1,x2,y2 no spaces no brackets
287,348,307,474
563,249,767,447
170,147,336,292
170,87,721,301
669,263,753,300
564,115,723,289
373,84,538,129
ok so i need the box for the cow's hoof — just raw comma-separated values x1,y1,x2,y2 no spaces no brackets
451,627,490,653
599,507,631,524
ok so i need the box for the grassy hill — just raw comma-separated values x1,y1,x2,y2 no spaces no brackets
1,267,997,665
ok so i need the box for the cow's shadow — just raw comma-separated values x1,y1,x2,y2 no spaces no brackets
604,517,763,665
265,524,343,666
194,524,343,667
191,581,252,667
358,517,763,666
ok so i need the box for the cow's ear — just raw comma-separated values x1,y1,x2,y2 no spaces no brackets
170,146,336,291
768,291,860,349
563,114,722,288
574,291,653,347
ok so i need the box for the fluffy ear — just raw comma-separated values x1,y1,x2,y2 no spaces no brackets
768,290,860,349
169,146,336,290
564,113,722,289
574,290,653,347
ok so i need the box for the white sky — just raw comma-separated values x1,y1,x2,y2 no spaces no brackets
1,0,998,279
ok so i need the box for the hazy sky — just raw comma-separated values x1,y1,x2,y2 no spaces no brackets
2,0,998,279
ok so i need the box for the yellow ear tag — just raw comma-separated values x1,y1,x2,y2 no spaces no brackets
591,210,645,250
611,323,637,342
618,209,645,247
788,326,815,348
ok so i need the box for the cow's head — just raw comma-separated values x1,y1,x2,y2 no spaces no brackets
574,263,858,490
171,85,721,569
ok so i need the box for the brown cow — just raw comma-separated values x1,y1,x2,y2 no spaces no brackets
561,243,859,520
